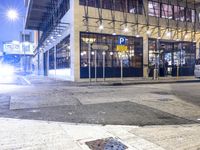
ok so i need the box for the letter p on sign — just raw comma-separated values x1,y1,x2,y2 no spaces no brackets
118,37,126,45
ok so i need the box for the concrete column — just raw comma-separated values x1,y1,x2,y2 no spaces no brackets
39,51,44,75
143,35,149,78
71,0,81,81
47,50,49,76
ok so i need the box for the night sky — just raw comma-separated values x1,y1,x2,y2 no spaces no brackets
0,0,25,50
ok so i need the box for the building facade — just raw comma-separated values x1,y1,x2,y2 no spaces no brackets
25,0,200,81
3,37,34,74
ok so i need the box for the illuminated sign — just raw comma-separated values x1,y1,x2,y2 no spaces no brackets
116,45,128,52
3,41,34,55
116,36,128,52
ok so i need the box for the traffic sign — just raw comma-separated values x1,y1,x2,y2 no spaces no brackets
92,44,109,51
118,36,127,45
116,45,128,52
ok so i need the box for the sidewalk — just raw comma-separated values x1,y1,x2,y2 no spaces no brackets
0,118,199,150
23,75,200,86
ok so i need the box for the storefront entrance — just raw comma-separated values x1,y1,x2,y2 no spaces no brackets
149,39,196,77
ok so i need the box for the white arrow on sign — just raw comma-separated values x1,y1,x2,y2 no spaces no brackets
91,44,109,51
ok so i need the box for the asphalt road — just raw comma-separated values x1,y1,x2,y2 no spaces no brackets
0,76,199,126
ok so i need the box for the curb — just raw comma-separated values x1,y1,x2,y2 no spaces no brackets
106,79,200,86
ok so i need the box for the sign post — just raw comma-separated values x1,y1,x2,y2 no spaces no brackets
88,43,91,82
103,51,106,82
121,56,123,83
95,50,97,82
116,36,128,83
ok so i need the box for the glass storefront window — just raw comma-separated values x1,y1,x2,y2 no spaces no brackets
80,32,143,78
49,47,55,70
148,39,196,77
48,36,70,70
56,36,70,69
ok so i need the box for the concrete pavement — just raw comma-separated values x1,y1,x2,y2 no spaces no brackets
0,118,199,150
0,75,200,149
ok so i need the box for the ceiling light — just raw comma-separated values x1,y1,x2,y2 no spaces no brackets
136,34,140,38
123,26,129,33
166,31,171,37
146,30,151,35
112,32,116,36
99,24,104,30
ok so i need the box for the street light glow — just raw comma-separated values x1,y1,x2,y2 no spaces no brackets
7,9,19,21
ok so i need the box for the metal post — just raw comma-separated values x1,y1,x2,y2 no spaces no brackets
103,51,105,82
54,45,57,78
177,61,179,79
22,16,26,75
95,49,97,82
121,57,123,83
88,43,91,82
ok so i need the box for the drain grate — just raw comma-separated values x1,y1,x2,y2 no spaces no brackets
85,137,128,150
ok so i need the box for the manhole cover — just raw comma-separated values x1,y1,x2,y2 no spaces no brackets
158,98,173,101
85,137,128,150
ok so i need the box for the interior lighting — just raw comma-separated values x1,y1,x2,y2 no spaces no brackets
146,30,151,35
99,24,104,30
110,52,113,55
166,31,171,37
123,26,129,33
112,32,117,36
136,34,140,38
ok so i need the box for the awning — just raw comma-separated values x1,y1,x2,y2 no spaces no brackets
25,0,53,30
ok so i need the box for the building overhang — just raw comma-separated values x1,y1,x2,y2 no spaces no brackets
25,0,51,30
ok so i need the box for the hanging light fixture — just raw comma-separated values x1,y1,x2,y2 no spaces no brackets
123,24,129,33
146,26,151,35
146,30,151,35
99,24,104,30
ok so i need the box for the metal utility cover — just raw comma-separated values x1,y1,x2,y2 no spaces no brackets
85,137,128,150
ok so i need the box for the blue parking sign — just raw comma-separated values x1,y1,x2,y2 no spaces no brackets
118,36,126,45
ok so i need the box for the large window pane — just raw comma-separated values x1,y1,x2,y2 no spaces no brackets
173,5,185,21
148,1,160,17
161,3,173,19
80,32,143,78
128,0,143,14
56,36,70,69
49,48,55,70
79,0,143,14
